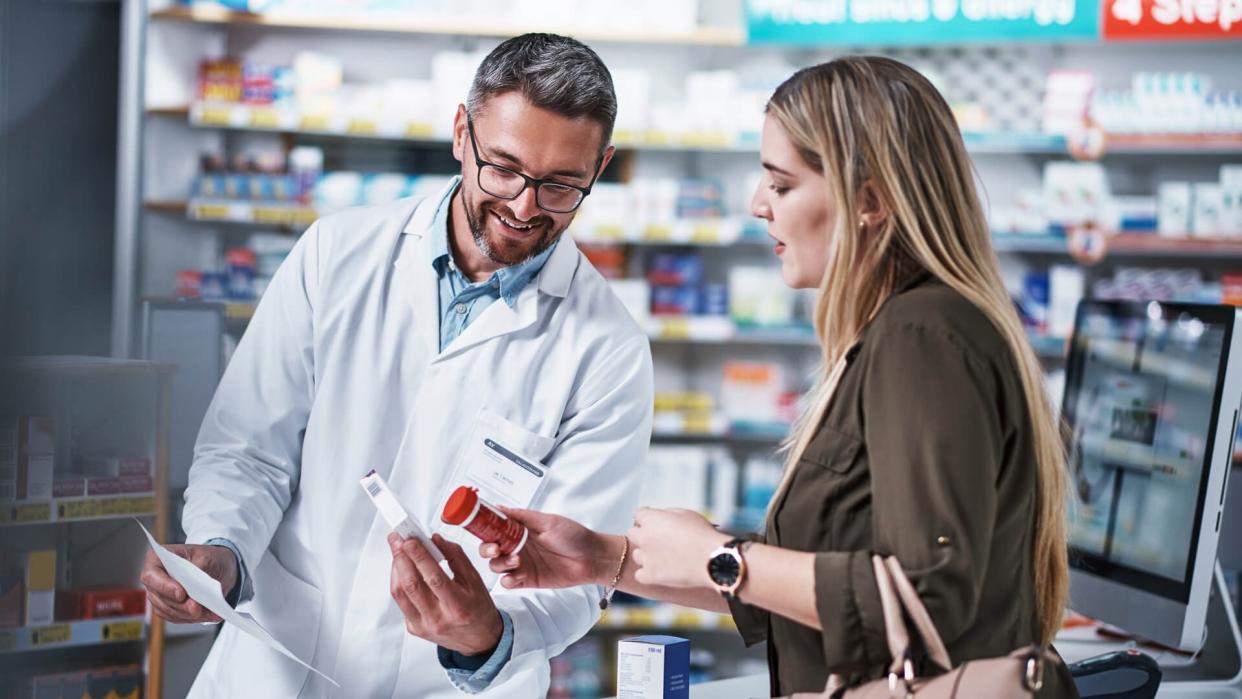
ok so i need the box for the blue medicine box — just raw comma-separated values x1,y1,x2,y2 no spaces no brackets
616,635,690,699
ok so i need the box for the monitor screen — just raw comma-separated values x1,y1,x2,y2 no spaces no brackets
1065,301,1237,604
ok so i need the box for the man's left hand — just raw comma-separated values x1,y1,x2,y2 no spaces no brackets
389,532,503,656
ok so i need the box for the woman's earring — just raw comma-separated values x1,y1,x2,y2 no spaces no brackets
858,219,866,230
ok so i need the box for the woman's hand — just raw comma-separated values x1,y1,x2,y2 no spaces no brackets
627,508,730,589
481,508,619,591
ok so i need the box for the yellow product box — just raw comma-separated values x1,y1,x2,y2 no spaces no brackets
23,549,56,626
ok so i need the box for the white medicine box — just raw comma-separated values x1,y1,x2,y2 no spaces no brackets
617,635,690,699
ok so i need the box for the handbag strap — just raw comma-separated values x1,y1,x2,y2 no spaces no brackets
871,555,954,674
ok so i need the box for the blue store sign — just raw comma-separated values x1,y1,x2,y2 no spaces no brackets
745,0,1102,45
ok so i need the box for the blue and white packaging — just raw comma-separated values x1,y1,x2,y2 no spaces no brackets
617,635,690,699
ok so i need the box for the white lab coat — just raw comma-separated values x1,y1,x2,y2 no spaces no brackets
181,178,653,698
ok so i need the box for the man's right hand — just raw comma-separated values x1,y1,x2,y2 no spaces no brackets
140,544,238,623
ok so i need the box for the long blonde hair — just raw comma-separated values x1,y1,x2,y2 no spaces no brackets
765,57,1069,645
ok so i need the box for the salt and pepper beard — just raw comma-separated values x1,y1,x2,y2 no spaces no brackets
461,187,564,267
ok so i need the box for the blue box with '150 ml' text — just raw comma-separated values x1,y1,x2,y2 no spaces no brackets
616,635,690,699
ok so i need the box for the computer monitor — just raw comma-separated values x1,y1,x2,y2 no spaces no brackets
1064,300,1242,652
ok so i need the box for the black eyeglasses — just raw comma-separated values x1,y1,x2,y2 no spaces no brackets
466,118,601,214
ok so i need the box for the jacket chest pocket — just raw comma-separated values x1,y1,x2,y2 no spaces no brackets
775,426,866,550
477,408,558,463
798,425,862,474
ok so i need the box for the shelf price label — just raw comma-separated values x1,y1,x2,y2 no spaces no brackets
249,108,280,129
658,318,691,340
404,122,434,139
681,414,715,434
9,503,51,523
612,129,638,146
0,630,14,651
57,495,155,521
348,118,378,136
691,224,720,244
292,208,320,226
253,207,294,225
642,130,671,146
196,107,233,127
224,303,257,321
643,225,673,242
625,608,657,627
102,620,144,642
681,131,731,148
191,204,232,221
300,114,331,132
672,610,703,628
593,224,626,242
31,624,71,647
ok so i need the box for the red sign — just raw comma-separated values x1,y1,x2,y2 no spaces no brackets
1104,0,1242,39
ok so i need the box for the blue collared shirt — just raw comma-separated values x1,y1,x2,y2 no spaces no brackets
430,179,553,690
429,179,557,353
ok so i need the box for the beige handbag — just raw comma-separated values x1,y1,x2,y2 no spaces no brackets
788,555,1056,699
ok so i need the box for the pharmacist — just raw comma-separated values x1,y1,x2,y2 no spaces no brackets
139,34,653,698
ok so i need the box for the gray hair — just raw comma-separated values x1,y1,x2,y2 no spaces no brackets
466,33,617,151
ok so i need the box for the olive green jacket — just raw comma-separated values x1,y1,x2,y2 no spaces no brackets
729,275,1077,698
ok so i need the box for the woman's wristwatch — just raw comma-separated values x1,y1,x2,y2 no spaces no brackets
707,538,750,600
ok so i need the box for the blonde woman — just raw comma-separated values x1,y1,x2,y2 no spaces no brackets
481,56,1078,697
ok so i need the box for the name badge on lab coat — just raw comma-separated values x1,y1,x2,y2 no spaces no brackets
466,437,546,507
440,410,554,516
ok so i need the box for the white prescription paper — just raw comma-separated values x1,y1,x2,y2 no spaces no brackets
136,520,339,687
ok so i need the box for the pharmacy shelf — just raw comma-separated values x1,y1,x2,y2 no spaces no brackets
148,5,746,46
145,199,305,229
575,220,769,247
965,131,1242,156
173,106,1242,158
186,199,319,227
145,197,1242,260
147,199,775,247
173,101,764,153
142,297,258,323
144,199,191,215
154,300,813,349
0,494,156,526
1105,133,1242,155
183,102,445,143
595,604,737,632
1108,233,1242,258
962,131,1066,154
1029,334,1068,360
646,318,818,347
162,104,1085,157
992,231,1242,259
145,198,314,228
652,420,790,444
0,616,146,654
991,232,1071,254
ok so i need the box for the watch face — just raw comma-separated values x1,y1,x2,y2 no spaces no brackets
708,552,741,586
